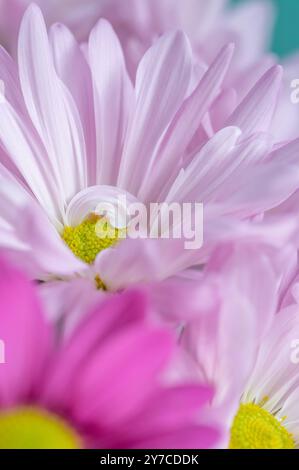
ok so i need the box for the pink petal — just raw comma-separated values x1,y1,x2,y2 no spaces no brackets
139,43,235,202
146,272,220,322
134,425,219,449
72,326,174,426
214,161,299,218
95,237,205,290
122,384,213,437
182,243,278,422
227,65,282,135
18,4,87,201
89,19,133,186
50,22,96,185
40,290,150,408
165,126,241,204
0,186,85,277
118,30,192,193
0,98,64,225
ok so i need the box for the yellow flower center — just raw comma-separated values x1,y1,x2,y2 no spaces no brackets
62,214,125,264
229,403,295,449
0,407,81,449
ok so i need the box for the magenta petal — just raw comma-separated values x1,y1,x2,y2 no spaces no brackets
71,325,174,426
0,257,52,406
40,290,150,408
133,425,219,449
122,384,214,438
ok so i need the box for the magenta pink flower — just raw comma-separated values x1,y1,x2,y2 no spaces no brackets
0,256,218,448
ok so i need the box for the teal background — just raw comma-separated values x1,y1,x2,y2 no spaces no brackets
231,0,299,57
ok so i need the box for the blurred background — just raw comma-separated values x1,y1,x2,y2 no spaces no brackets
232,0,299,57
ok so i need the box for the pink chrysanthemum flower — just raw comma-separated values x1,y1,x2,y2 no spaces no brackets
0,1,297,142
0,5,298,296
228,307,299,449
181,242,299,449
0,256,218,449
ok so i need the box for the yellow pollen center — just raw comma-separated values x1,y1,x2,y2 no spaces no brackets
229,403,295,449
0,406,81,449
62,214,125,264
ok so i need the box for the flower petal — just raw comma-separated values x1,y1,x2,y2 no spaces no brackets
139,44,235,202
18,4,87,201
0,257,52,406
50,22,96,185
227,65,282,135
118,30,192,193
89,19,133,186
72,325,173,426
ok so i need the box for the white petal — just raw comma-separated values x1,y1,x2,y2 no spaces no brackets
66,185,139,228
